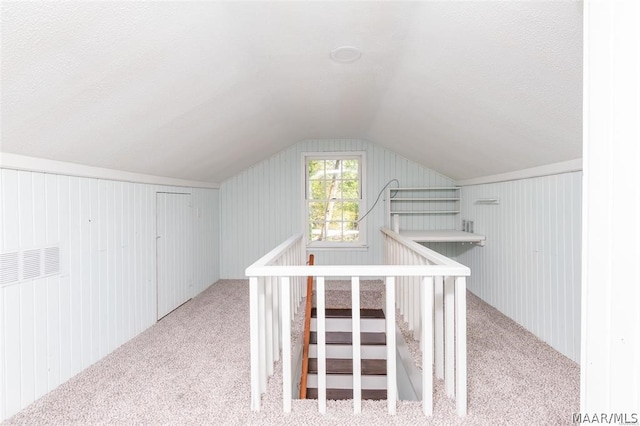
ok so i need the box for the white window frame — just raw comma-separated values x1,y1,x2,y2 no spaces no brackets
302,151,367,249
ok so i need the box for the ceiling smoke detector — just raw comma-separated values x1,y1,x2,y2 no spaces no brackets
330,46,362,63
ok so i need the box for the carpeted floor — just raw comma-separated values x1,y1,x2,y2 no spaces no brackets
4,279,579,425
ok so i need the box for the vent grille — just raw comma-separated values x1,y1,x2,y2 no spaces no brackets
44,247,60,275
22,249,41,280
0,245,60,287
0,252,19,285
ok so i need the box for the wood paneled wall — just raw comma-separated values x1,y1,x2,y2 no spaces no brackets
0,169,219,421
219,139,457,278
459,172,582,362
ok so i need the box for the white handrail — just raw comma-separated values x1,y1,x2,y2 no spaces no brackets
380,227,469,269
248,263,467,277
247,233,303,269
247,227,468,417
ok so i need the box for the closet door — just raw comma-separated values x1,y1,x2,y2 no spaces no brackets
156,192,193,320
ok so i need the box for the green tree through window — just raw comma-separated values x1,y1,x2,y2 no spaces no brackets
306,155,363,245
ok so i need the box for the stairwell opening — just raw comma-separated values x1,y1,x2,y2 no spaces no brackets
293,280,421,403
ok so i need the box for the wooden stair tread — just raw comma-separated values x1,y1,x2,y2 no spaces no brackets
308,358,387,375
310,331,386,345
311,308,385,319
306,388,387,400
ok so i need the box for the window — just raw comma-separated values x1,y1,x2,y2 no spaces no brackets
304,153,365,247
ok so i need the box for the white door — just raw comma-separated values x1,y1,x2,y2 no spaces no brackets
156,192,193,320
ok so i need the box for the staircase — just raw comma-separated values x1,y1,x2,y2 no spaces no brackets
305,308,388,400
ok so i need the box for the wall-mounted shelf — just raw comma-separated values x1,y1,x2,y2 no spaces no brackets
386,187,461,227
385,187,486,246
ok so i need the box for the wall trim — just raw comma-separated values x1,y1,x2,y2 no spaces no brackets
456,158,583,186
0,152,220,189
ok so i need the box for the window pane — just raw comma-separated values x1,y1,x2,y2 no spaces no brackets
327,160,342,179
309,202,326,224
309,180,325,200
325,221,343,242
343,221,359,242
342,159,359,180
323,200,342,222
339,180,359,199
309,221,325,241
308,160,326,180
342,201,359,222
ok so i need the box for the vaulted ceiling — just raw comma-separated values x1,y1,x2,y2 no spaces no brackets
0,1,582,184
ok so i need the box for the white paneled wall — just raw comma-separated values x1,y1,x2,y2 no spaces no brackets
458,172,582,362
220,139,456,278
0,169,219,421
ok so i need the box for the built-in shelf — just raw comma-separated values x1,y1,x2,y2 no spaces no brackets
386,187,462,225
386,187,486,246
399,229,486,247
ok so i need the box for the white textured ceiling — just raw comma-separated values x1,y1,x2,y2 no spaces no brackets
0,1,582,184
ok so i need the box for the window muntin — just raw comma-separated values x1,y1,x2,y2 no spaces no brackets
305,155,364,246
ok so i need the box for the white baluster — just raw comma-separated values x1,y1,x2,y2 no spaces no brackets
386,276,396,415
272,276,280,362
408,274,415,333
444,275,455,399
281,276,292,413
250,277,261,411
414,276,422,340
276,277,282,355
455,276,467,416
402,250,408,323
352,276,362,414
434,275,444,380
415,254,420,312
258,277,267,393
317,276,327,414
266,277,274,375
422,276,434,416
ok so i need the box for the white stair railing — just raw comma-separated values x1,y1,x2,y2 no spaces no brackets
381,227,469,416
247,234,306,413
246,228,470,417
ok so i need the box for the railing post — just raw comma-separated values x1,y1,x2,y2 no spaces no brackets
317,276,327,414
455,276,467,416
281,276,292,413
249,276,261,411
385,276,397,415
422,276,434,416
352,276,362,414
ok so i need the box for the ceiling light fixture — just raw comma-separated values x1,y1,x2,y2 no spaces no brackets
330,46,362,63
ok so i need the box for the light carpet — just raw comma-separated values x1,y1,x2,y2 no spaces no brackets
4,279,579,425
